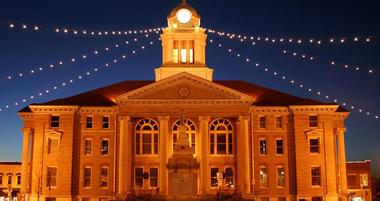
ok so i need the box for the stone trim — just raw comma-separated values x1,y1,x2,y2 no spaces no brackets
29,105,79,114
289,105,339,114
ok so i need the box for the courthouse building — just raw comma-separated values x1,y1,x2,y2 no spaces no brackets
18,1,350,201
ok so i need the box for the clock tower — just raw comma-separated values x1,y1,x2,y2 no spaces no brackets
154,1,214,81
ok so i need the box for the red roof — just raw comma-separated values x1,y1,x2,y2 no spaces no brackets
19,80,347,112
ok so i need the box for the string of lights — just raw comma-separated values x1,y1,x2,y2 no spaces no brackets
206,28,376,46
208,33,378,76
5,22,164,37
208,38,379,120
2,32,159,82
281,49,377,76
0,39,158,113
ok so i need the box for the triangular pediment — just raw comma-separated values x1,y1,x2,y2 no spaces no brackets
115,72,255,105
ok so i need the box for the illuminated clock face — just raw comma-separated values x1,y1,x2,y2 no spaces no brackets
176,8,192,24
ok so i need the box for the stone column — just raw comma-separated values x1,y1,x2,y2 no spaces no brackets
118,116,131,195
199,116,210,194
21,128,32,194
237,116,251,194
337,128,347,199
159,116,169,194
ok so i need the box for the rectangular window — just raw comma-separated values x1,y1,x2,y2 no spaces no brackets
210,134,215,154
0,174,3,185
228,133,233,154
311,167,321,186
86,116,93,129
312,197,322,201
50,116,60,128
310,139,319,153
136,134,140,154
8,175,12,185
48,138,58,154
211,168,219,187
225,167,234,188
276,139,283,155
181,40,187,63
173,40,179,63
84,167,92,188
276,116,282,128
216,134,227,154
100,167,108,188
102,116,110,128
360,174,368,186
101,139,109,155
260,166,268,188
259,116,266,128
17,174,21,185
277,167,285,187
181,49,187,63
309,115,318,127
191,133,196,154
189,41,194,64
47,167,57,187
135,168,143,188
347,175,357,187
142,134,152,154
261,197,269,201
259,139,267,155
150,168,158,188
154,133,159,154
278,197,287,201
84,139,92,155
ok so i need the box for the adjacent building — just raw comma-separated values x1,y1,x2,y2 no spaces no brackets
0,162,22,200
18,1,350,201
347,161,372,201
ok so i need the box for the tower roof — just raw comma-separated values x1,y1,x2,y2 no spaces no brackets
168,1,200,18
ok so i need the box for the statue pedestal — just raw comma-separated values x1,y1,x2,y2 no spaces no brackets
166,123,200,200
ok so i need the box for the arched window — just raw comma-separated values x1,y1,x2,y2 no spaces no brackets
209,118,233,155
172,118,196,154
135,119,159,155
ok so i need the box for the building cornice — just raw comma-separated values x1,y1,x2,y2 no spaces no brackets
78,106,118,114
289,105,339,114
29,105,79,114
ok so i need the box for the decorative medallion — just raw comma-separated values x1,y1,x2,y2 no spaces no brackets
178,86,190,98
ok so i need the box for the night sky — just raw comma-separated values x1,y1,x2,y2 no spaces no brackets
0,0,379,175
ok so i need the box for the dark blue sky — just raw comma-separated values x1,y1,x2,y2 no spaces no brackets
0,0,379,175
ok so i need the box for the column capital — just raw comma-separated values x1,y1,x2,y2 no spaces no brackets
238,115,250,121
158,116,170,121
21,128,33,135
118,115,130,122
335,127,347,134
199,116,210,121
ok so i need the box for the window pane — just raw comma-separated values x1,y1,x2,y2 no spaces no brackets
101,140,109,155
276,116,282,128
150,168,158,188
217,134,226,154
142,134,152,154
309,115,318,127
228,133,233,154
259,116,266,128
47,167,57,187
311,167,321,186
225,168,233,188
310,139,319,153
276,139,283,154
210,134,215,154
181,49,187,63
260,167,268,188
84,167,91,187
102,116,109,128
211,168,219,187
135,168,143,187
260,139,267,155
191,133,196,154
277,167,285,187
51,116,60,128
100,167,108,188
154,133,159,154
85,140,92,155
48,139,58,154
86,116,92,128
136,134,140,154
